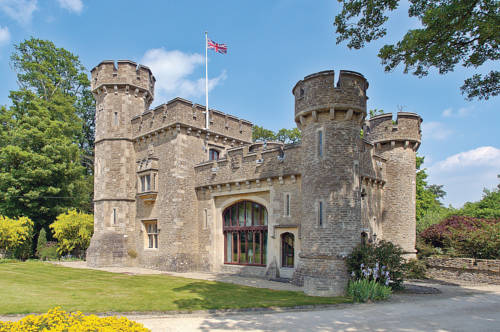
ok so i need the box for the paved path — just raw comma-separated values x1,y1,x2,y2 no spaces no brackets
129,283,500,332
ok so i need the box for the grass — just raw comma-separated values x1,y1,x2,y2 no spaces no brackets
0,261,351,314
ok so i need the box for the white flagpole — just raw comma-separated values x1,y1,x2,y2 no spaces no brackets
205,31,209,130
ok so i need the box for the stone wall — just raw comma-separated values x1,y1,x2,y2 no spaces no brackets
131,98,252,143
426,257,500,284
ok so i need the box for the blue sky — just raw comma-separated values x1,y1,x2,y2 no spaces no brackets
0,0,498,208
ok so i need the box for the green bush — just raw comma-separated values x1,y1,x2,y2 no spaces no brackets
38,242,60,261
416,237,438,259
346,240,406,289
347,279,392,302
404,259,427,279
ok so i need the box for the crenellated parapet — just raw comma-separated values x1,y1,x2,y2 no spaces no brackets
131,97,253,143
194,143,302,189
292,70,369,128
365,112,422,150
91,60,156,109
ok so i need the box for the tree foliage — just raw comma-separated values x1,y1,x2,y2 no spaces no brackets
0,38,95,250
252,125,301,144
10,37,95,171
455,174,500,218
50,210,93,256
334,0,500,100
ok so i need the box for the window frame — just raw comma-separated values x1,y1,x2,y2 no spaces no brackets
143,220,159,250
223,200,268,267
209,148,220,161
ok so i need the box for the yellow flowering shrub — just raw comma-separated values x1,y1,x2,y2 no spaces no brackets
50,210,93,256
0,307,150,332
0,216,33,256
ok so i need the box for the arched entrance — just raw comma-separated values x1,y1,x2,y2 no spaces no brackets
281,232,294,268
222,200,268,266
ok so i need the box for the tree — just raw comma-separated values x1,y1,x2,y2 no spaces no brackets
0,89,90,244
10,38,95,172
334,0,499,100
252,125,302,143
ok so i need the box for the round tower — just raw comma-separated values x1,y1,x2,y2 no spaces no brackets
292,70,369,296
86,60,155,267
365,112,422,257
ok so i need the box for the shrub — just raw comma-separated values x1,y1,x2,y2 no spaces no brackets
420,216,499,248
50,210,93,257
404,259,427,279
446,222,500,259
346,240,406,289
416,237,438,259
38,241,60,261
0,307,149,331
0,216,33,260
347,279,392,302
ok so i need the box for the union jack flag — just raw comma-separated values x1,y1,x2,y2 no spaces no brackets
207,39,227,54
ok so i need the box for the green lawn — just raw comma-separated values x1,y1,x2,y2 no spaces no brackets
0,261,351,314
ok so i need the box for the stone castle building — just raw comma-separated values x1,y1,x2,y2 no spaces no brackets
86,60,422,296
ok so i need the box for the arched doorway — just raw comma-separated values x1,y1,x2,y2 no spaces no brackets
281,232,294,268
222,200,268,266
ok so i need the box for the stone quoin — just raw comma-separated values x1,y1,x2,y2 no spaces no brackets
86,61,422,296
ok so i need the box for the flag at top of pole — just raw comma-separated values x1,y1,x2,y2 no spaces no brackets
205,32,227,130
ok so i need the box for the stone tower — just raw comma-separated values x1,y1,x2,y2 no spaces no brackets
292,70,369,296
365,112,422,256
86,60,155,266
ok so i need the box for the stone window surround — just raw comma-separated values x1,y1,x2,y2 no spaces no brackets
142,219,159,250
283,192,291,217
316,199,325,228
316,127,325,159
137,170,157,193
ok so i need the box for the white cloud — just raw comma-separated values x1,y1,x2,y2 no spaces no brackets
56,0,82,14
0,26,10,46
141,48,226,103
0,0,37,25
428,146,500,208
442,106,472,118
431,146,500,171
421,121,453,141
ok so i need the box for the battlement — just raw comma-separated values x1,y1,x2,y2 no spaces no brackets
365,112,422,146
91,60,156,104
194,143,302,189
131,97,253,143
293,70,369,126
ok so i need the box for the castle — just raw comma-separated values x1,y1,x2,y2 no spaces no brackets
86,60,422,296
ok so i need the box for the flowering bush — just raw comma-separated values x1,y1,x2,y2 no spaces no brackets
420,216,500,259
420,216,499,248
0,307,149,331
0,216,33,260
50,210,93,257
346,240,405,289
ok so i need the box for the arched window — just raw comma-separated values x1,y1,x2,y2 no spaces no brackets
209,148,219,161
223,201,268,266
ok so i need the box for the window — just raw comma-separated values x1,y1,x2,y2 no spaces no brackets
112,208,117,225
209,148,220,161
317,130,323,157
140,174,151,192
318,201,323,226
144,221,158,249
113,112,118,126
223,201,268,266
285,194,290,217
